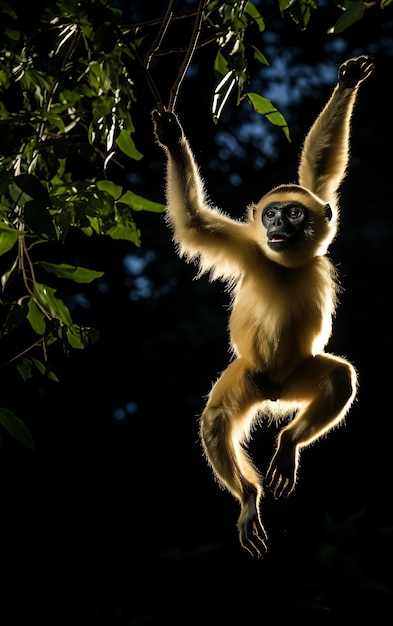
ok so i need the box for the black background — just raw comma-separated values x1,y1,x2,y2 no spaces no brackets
1,1,392,623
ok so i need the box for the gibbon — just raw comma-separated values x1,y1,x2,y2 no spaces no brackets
152,55,373,557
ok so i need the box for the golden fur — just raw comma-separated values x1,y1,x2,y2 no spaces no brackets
153,55,373,557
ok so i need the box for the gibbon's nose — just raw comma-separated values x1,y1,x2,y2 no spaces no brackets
272,210,284,226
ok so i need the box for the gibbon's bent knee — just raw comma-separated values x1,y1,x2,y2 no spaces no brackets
330,362,357,406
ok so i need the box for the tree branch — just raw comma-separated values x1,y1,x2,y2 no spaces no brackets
167,0,206,112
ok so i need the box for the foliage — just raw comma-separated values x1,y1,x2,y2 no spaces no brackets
0,0,388,445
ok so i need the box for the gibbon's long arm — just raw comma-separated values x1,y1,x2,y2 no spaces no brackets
152,110,255,281
298,55,374,207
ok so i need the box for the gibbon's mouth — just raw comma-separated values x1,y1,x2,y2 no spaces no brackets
270,234,289,242
268,233,295,250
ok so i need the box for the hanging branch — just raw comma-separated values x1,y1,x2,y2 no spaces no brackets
144,0,175,68
93,0,165,110
167,0,206,112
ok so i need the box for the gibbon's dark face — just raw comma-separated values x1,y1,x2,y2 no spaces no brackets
262,201,307,251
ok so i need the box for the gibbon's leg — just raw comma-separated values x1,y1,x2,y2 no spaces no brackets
200,357,273,558
265,354,357,499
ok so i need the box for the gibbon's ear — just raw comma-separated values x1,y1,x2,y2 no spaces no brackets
324,203,333,222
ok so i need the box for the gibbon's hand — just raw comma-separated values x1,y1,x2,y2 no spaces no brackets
237,493,268,558
152,109,183,150
339,55,374,90
265,432,297,499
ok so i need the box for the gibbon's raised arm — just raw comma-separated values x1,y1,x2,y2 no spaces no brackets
298,55,374,208
152,110,255,281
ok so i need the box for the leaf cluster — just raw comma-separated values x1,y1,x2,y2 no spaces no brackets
0,0,165,443
0,0,387,446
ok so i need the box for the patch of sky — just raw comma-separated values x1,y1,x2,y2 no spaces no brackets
97,279,109,294
66,291,91,310
113,400,138,422
123,249,156,275
123,249,178,300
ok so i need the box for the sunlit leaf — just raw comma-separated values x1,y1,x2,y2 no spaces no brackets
327,2,366,33
246,92,290,141
251,46,269,66
107,221,141,245
115,129,143,160
214,50,229,76
287,0,315,30
245,2,265,31
96,180,123,199
33,282,73,326
106,202,141,244
27,298,46,335
39,262,104,283
0,406,35,450
0,230,19,256
118,191,165,213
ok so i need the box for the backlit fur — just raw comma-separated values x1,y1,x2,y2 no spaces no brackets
153,55,373,557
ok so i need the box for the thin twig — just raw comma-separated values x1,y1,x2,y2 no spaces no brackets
0,338,44,369
167,0,206,112
94,0,164,109
144,0,175,68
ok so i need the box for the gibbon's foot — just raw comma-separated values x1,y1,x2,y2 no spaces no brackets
237,494,268,558
339,55,374,90
152,109,183,150
265,435,297,500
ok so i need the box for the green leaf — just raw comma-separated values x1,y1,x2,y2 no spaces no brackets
214,50,229,76
1,301,29,335
33,282,73,326
251,46,269,66
23,200,59,240
96,180,123,199
0,230,19,255
67,324,100,349
39,262,104,283
12,174,51,204
106,203,141,244
0,407,35,450
246,92,291,141
17,357,33,381
328,1,366,33
245,2,265,31
30,357,59,381
115,129,143,160
118,191,165,213
27,298,46,335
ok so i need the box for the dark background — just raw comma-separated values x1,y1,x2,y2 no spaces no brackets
1,1,392,623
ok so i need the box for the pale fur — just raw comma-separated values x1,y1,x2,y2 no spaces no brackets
154,55,373,557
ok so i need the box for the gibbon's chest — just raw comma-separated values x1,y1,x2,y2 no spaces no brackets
230,259,335,338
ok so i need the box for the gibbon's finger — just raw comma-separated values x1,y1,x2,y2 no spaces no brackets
241,530,268,559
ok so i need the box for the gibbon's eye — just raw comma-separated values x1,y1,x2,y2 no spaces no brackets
264,209,276,221
288,206,302,219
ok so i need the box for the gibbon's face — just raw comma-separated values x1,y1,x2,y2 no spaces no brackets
262,201,306,251
250,185,337,267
